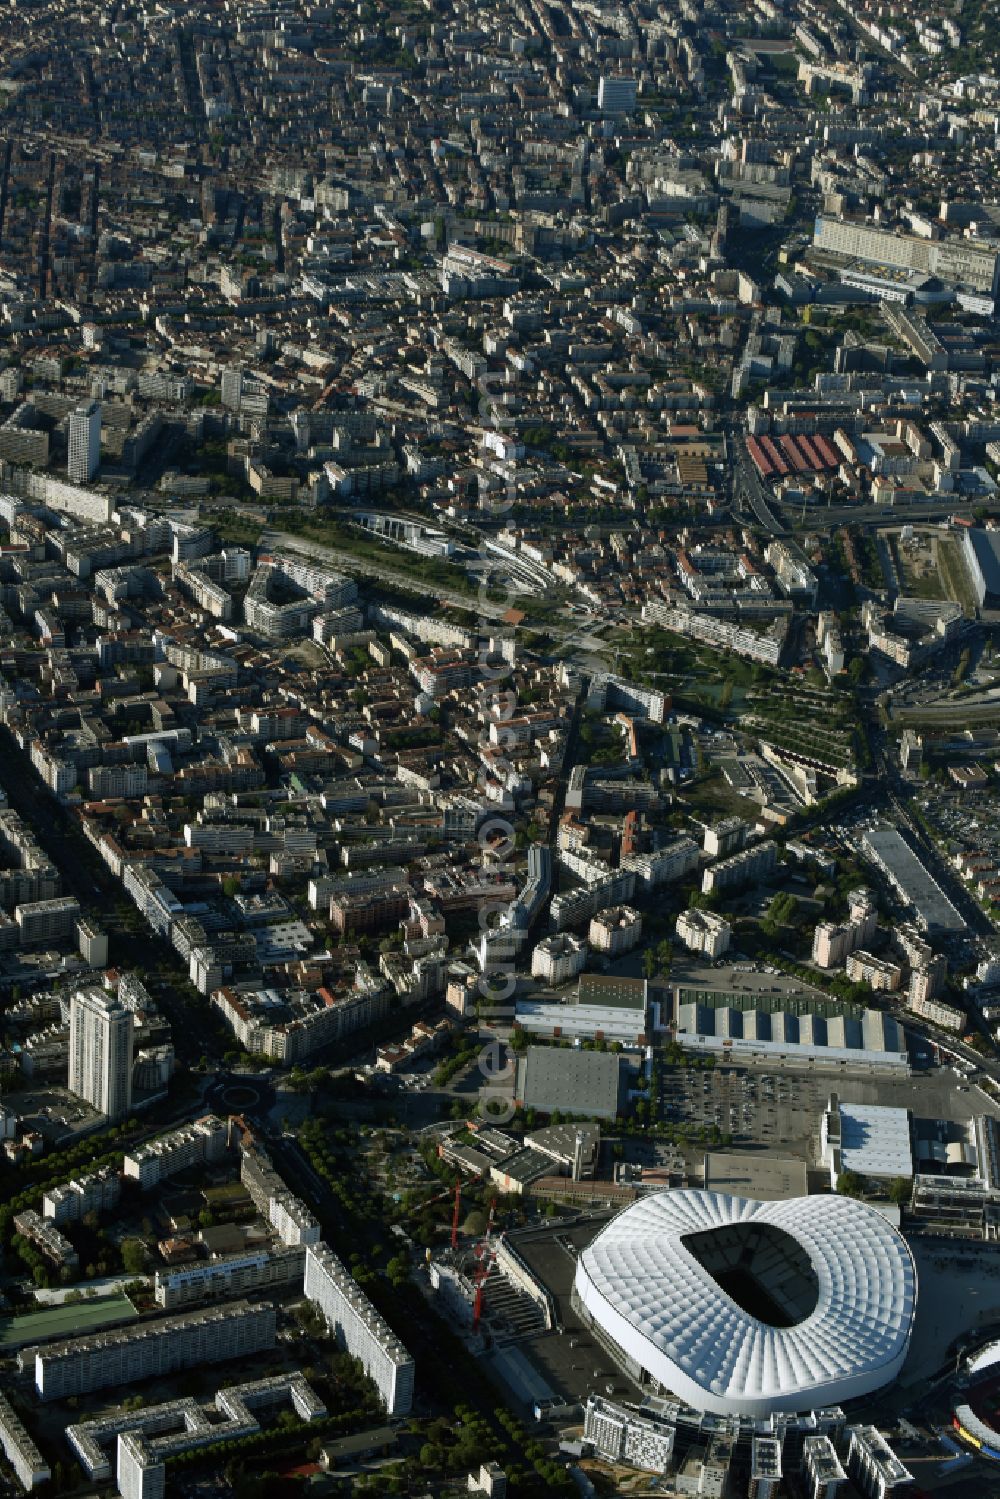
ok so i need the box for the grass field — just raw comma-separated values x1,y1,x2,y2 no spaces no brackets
0,1293,136,1348
204,1182,252,1206
937,535,979,616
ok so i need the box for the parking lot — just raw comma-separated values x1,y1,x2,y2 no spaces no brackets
656,1064,828,1157
4,1083,100,1143
651,1058,1000,1171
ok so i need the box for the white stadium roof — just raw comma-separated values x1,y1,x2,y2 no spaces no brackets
574,1189,916,1417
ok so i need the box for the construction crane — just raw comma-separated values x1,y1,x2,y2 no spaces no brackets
471,1205,496,1332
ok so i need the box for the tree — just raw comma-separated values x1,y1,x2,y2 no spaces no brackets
836,1171,864,1198
888,1177,912,1207
121,1239,147,1275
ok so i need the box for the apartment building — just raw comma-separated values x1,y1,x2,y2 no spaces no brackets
704,818,746,859
0,1392,50,1490
845,950,902,992
814,217,1000,296
844,1426,913,1499
88,764,149,799
702,841,777,894
68,988,133,1121
68,400,101,484
15,896,81,946
212,982,389,1064
597,75,638,114
530,934,588,985
676,908,732,959
123,1115,228,1191
623,836,700,891
33,1300,277,1401
642,602,785,666
304,1242,414,1415
589,906,642,955
908,994,964,1032
239,1141,321,1247
42,1166,121,1225
813,892,877,968
802,1435,846,1499
153,1245,306,1310
13,1210,78,1271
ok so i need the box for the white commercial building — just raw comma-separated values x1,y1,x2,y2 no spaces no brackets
675,994,908,1071
68,988,134,1121
304,1242,414,1415
598,75,638,113
584,1395,675,1473
861,826,965,934
573,1190,916,1418
821,1097,913,1187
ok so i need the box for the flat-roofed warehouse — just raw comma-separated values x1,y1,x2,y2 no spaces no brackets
861,825,966,934
516,1046,626,1121
673,986,908,1070
703,1152,809,1202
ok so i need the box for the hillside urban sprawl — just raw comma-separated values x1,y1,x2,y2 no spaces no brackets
0,0,998,1496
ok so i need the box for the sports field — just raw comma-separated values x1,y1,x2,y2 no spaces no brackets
0,1293,136,1348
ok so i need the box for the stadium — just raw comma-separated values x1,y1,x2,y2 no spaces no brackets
572,1189,917,1418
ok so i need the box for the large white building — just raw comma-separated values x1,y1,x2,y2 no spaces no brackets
821,1097,913,1187
34,1301,276,1401
813,216,1000,297
68,988,134,1121
0,1392,49,1490
123,1116,228,1191
153,1246,305,1310
845,1426,914,1499
676,908,732,959
572,1190,916,1418
531,933,588,985
304,1242,414,1415
597,75,638,113
703,841,777,895
589,906,642,956
68,400,102,484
